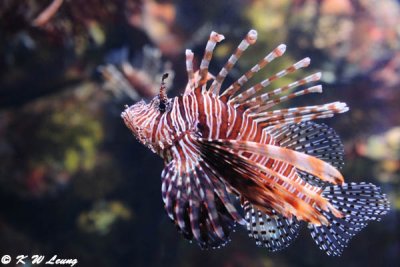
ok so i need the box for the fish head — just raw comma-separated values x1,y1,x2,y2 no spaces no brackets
121,96,171,152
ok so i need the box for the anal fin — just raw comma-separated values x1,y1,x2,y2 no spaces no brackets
243,200,300,252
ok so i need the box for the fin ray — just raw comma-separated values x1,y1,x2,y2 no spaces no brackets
198,138,344,185
220,44,287,100
196,137,341,225
210,29,258,95
161,137,245,248
269,122,345,187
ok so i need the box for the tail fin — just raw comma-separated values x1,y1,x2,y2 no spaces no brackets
308,182,390,256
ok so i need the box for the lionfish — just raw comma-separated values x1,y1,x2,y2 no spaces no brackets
121,30,389,256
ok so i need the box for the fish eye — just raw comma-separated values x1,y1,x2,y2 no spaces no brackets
159,100,166,112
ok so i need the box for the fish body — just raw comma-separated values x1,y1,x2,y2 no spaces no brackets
121,30,389,255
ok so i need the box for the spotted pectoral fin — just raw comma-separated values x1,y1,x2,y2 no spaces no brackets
269,121,345,188
269,122,344,168
195,137,338,225
243,200,301,252
198,138,344,185
161,151,244,248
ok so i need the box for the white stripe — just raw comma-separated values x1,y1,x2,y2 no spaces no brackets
206,42,216,52
238,40,249,50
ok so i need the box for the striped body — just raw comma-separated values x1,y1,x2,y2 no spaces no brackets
122,29,389,254
123,89,332,221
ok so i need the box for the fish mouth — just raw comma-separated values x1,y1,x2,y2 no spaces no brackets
120,107,135,133
120,111,130,123
120,104,131,119
120,109,128,119
120,103,137,119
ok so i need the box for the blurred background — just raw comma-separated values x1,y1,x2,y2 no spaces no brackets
0,0,399,266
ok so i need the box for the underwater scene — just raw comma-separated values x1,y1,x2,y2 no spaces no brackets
0,0,399,266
